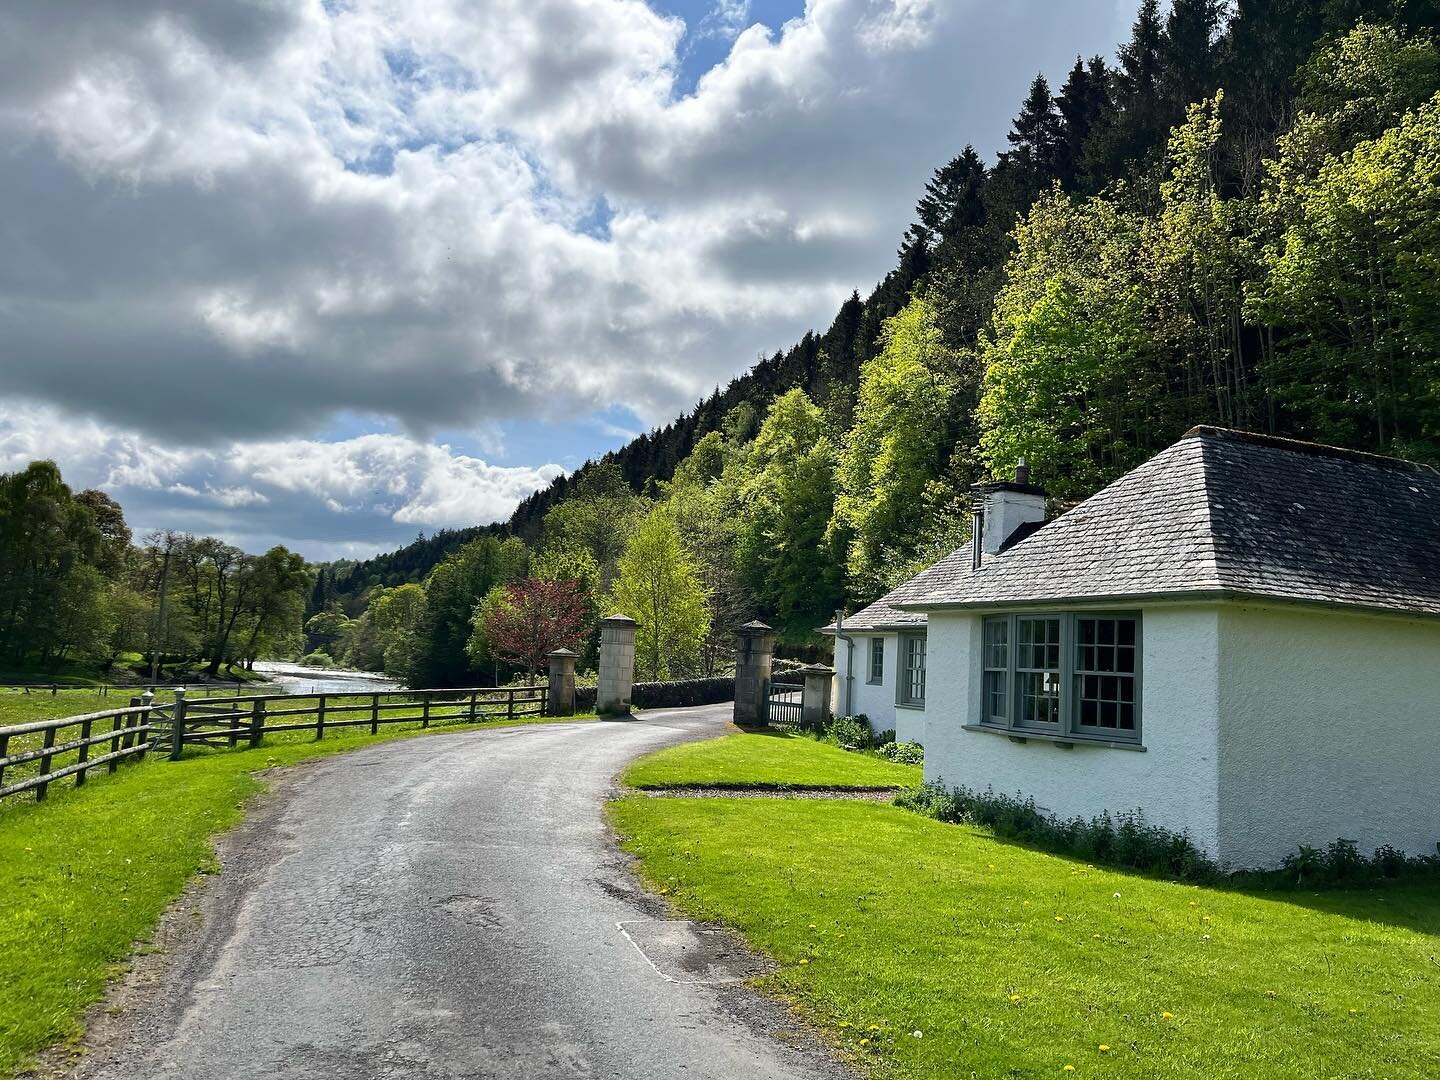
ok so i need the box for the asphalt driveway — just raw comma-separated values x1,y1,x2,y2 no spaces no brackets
82,705,848,1080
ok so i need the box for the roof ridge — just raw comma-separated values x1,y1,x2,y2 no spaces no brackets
1185,426,1439,475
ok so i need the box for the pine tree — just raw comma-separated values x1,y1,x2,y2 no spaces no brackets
1056,56,1113,188
1007,74,1065,178
1084,0,1169,184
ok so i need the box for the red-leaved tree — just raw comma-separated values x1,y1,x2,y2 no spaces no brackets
482,578,589,682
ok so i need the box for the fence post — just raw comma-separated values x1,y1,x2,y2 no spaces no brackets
370,693,379,735
169,688,187,761
596,614,638,717
316,695,327,740
249,698,266,748
137,690,154,761
75,717,94,788
733,621,777,728
422,692,431,729
110,706,131,773
547,648,578,716
0,732,9,788
468,688,478,721
36,726,57,800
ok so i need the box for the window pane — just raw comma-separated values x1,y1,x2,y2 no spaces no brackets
1075,617,1139,734
870,637,884,681
1015,617,1060,727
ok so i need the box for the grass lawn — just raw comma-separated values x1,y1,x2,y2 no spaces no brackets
622,730,921,790
610,796,1440,1079
0,711,593,1077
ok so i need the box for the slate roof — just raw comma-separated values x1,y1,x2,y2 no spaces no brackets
896,427,1440,618
826,583,930,634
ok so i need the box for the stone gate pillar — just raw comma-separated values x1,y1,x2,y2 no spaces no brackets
596,614,638,716
797,664,836,730
732,620,776,728
547,647,578,717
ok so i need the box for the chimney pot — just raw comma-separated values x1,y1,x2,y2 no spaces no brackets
1014,457,1029,485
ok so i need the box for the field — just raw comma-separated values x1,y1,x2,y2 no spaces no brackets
0,696,591,1076
611,733,1440,1079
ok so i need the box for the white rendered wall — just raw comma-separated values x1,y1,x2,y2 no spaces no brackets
1216,605,1440,869
922,608,1223,858
833,633,916,737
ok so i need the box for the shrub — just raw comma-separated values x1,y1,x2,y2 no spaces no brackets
897,782,1219,881
573,676,734,712
299,651,335,669
822,714,873,749
881,741,924,765
897,782,1440,888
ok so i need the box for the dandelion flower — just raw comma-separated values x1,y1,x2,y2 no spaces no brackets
809,923,817,929
1010,994,1022,1003
1098,1044,1112,1053
1161,1012,1175,1020
1064,1066,1076,1073
1348,1009,1358,1015
859,1038,870,1047
799,959,810,965
1055,915,1066,922
869,1025,882,1032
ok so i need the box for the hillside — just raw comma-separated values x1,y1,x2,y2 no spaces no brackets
315,1,1440,676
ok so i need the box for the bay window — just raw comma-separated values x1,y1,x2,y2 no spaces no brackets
978,613,1140,742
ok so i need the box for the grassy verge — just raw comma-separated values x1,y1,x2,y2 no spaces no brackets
0,711,593,1076
622,730,921,790
610,796,1440,1078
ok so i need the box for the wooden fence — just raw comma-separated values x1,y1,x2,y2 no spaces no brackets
0,685,548,806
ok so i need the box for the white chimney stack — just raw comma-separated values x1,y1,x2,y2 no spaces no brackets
974,459,1047,560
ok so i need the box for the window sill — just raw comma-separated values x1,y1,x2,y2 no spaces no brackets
962,723,1145,752
865,679,883,686
896,702,925,711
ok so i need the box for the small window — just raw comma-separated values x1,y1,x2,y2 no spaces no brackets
982,617,1008,724
868,637,884,684
899,635,926,706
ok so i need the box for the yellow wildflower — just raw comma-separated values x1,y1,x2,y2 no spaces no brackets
1010,994,1022,1003
1054,915,1066,922
1161,1012,1175,1020
799,959,810,966
1063,1067,1076,1073
1098,1044,1111,1053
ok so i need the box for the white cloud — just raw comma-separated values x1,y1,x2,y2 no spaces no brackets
0,0,1132,554
0,403,562,556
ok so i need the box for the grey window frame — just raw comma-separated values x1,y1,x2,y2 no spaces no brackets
897,633,926,708
975,611,1142,744
867,637,885,684
981,616,1009,725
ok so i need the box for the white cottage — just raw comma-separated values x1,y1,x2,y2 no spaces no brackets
834,427,1440,869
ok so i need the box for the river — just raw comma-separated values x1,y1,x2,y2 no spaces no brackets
252,661,404,696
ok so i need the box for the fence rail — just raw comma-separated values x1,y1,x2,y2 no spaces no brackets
0,685,549,806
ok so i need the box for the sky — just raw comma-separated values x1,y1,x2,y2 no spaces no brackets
0,0,1136,561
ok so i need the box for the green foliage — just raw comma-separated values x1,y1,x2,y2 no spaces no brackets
733,390,845,639
820,714,875,750
540,461,648,590
1250,88,1440,459
880,741,924,765
409,536,527,687
607,504,711,681
898,782,1218,881
832,296,972,599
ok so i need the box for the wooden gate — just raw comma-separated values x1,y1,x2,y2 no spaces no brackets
766,679,803,726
